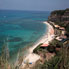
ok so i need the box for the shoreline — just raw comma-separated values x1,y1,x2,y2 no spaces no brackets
21,21,55,68
28,21,55,53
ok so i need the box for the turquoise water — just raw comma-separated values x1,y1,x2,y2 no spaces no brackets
0,10,50,58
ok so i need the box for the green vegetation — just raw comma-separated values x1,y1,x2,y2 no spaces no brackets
49,39,62,47
48,9,69,69
31,55,61,69
33,39,63,54
32,40,69,69
65,23,69,33
0,42,24,69
51,10,65,15
33,43,43,54
41,56,60,69
0,8,69,69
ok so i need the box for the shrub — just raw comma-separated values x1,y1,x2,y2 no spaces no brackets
33,43,43,53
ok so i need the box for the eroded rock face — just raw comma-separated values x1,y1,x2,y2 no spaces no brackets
48,8,69,33
48,8,69,23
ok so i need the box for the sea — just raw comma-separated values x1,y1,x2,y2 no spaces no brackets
0,10,50,61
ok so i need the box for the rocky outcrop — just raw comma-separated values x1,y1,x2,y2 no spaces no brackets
48,8,69,23
48,8,69,33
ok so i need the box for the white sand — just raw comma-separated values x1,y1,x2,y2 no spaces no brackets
25,53,40,63
21,21,55,68
29,21,54,53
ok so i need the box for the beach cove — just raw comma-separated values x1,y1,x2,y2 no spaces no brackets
0,10,50,58
20,21,55,68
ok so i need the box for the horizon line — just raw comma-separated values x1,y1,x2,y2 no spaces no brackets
0,9,52,12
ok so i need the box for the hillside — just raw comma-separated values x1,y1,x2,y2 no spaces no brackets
48,8,69,34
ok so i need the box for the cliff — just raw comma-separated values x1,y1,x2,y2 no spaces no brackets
48,8,69,34
48,8,69,23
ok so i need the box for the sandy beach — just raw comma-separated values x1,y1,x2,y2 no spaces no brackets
21,21,55,68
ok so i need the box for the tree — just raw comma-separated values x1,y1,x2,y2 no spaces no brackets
59,40,69,69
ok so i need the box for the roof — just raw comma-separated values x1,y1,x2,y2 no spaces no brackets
59,27,65,30
41,44,49,47
54,25,60,28
56,48,61,51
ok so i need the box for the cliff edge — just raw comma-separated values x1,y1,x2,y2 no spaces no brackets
48,8,69,34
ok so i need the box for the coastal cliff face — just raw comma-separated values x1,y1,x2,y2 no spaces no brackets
48,8,69,33
48,8,69,23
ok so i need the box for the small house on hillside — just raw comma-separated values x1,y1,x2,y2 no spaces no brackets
56,35,67,42
59,27,66,35
40,44,49,49
59,27,65,30
54,25,60,28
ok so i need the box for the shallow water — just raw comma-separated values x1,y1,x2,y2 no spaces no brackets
0,10,50,59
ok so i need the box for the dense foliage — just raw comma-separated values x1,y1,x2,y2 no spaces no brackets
51,10,65,15
33,43,43,53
